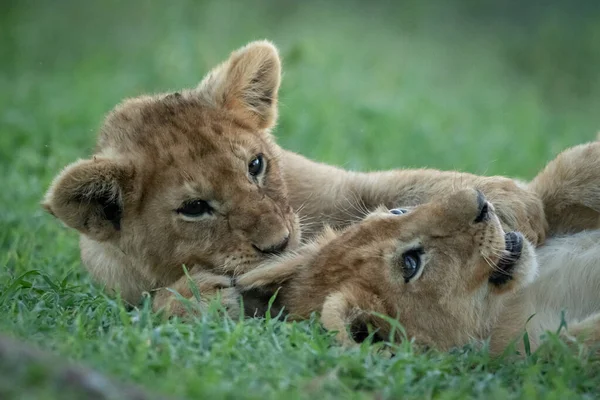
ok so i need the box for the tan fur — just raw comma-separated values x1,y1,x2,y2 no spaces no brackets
237,142,600,354
43,41,547,312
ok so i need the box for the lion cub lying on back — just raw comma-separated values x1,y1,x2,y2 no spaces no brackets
235,142,600,354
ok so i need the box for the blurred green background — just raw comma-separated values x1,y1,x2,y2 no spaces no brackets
1,0,600,398
3,0,600,180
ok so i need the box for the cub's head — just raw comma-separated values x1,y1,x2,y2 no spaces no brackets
314,188,538,349
43,41,300,302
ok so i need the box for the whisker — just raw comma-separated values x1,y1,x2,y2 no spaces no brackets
294,192,317,215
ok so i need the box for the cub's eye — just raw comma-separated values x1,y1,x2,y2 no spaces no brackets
248,154,265,177
390,208,408,215
401,249,422,282
177,200,212,217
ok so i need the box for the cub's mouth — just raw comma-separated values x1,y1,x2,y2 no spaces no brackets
498,231,523,268
489,231,524,285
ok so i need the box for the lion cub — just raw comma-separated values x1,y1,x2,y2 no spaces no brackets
236,142,600,354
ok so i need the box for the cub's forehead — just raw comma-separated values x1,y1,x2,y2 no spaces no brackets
96,92,257,159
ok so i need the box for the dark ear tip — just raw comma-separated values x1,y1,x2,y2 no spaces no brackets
41,159,127,240
350,320,370,343
349,319,384,344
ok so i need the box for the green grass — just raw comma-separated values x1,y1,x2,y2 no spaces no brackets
2,0,600,398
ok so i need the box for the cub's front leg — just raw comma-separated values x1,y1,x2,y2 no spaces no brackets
282,151,547,245
152,270,240,319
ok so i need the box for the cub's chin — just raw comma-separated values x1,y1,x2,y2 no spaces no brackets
510,238,538,289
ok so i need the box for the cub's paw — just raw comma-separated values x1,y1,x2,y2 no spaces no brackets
562,313,600,357
479,177,547,246
152,271,240,319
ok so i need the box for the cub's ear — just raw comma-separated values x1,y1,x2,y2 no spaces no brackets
42,158,133,241
198,40,281,129
320,291,355,346
321,291,390,346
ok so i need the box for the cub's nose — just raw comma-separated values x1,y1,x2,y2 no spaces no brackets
474,190,490,223
253,235,290,255
444,188,492,224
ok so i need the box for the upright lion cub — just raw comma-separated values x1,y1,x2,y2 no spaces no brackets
236,141,600,354
43,41,545,311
